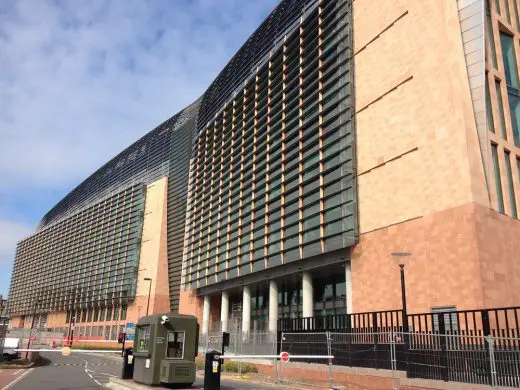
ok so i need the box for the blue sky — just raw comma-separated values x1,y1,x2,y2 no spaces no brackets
0,0,279,297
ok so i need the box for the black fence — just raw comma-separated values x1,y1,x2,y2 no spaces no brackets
277,306,520,387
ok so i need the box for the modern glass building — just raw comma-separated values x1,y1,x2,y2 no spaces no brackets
8,101,200,335
8,0,520,340
183,0,356,332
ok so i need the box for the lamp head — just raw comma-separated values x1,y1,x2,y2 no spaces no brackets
391,252,412,267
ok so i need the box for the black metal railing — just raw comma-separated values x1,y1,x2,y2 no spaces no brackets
278,309,404,333
277,306,520,387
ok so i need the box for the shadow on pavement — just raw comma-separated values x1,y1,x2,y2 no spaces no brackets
34,355,52,367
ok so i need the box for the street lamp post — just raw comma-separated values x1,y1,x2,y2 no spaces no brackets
144,278,152,316
391,252,412,332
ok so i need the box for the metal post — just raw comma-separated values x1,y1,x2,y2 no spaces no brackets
26,300,39,360
399,264,410,375
439,314,448,381
145,278,152,316
390,332,398,390
487,335,498,389
399,265,408,331
327,331,333,389
373,312,379,369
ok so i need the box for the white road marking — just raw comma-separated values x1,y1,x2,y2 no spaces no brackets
97,372,117,377
93,379,102,386
2,368,34,390
11,369,23,376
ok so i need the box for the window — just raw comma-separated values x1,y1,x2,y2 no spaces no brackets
100,308,105,322
505,0,512,23
486,78,495,132
514,0,520,31
111,325,117,340
508,89,520,146
495,80,508,139
104,325,110,341
166,331,185,359
113,307,120,321
500,33,520,88
486,11,498,68
504,151,517,217
517,157,520,182
121,305,127,321
500,32,520,145
136,325,151,352
492,144,505,212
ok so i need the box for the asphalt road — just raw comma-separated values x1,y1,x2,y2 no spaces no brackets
10,351,122,389
6,352,287,390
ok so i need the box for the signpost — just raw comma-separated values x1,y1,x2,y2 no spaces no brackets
125,322,135,341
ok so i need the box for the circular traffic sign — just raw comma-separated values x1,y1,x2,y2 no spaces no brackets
61,347,71,357
280,351,290,362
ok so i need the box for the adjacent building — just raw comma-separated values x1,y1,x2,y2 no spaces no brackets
7,0,520,341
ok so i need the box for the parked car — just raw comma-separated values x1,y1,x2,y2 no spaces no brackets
3,338,21,361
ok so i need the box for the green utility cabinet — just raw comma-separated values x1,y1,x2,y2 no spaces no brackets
133,313,198,386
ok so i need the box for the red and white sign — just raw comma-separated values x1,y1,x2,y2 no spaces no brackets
280,351,290,362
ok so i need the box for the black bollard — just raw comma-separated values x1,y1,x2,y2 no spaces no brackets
203,350,222,390
121,347,134,379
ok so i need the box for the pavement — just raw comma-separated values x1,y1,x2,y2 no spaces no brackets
109,376,297,390
0,352,299,390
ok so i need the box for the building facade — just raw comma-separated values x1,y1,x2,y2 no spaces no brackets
7,0,520,340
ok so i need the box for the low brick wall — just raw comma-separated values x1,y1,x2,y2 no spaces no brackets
254,361,495,390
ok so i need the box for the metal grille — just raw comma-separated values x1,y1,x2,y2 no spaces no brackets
166,100,200,312
197,0,314,136
9,184,145,316
185,0,356,290
37,107,188,230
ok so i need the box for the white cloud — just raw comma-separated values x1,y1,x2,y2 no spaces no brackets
0,220,33,267
0,0,278,191
0,0,279,290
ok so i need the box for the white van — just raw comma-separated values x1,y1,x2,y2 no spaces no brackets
2,338,20,361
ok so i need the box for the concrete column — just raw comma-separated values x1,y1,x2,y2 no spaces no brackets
268,280,278,333
345,261,353,314
242,285,251,334
220,291,229,332
202,295,210,334
302,272,314,318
